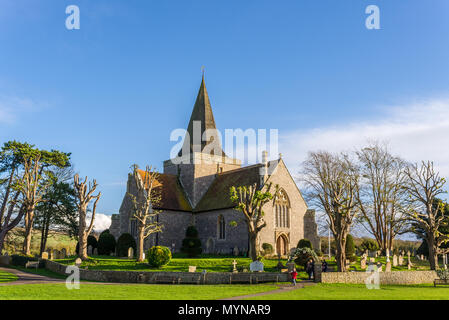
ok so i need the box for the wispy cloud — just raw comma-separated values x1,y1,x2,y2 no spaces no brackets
280,97,449,180
0,95,42,124
86,213,112,232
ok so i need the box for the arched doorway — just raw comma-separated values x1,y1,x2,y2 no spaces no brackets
276,234,289,256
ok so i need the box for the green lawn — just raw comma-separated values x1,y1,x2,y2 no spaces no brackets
0,283,278,300
248,283,449,300
0,270,18,283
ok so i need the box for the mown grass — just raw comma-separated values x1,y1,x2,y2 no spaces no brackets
0,270,18,283
0,283,278,300
247,283,449,300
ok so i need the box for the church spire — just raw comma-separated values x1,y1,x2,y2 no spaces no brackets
178,74,225,157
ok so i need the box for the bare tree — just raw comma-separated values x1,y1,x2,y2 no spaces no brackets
301,151,359,272
403,161,448,270
129,165,163,262
355,144,409,252
73,174,101,260
230,182,278,261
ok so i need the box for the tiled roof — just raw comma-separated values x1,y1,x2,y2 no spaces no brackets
137,170,192,212
193,161,279,212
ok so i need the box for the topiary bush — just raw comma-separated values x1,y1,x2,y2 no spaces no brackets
76,235,98,255
97,230,116,256
297,239,313,250
291,247,319,270
116,233,137,257
262,243,274,256
147,246,171,268
345,234,356,257
180,225,202,257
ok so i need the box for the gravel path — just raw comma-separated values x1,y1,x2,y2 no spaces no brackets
0,267,65,286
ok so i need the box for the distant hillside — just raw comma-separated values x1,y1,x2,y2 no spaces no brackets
3,228,76,256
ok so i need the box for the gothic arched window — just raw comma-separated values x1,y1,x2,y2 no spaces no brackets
218,215,225,240
275,189,290,228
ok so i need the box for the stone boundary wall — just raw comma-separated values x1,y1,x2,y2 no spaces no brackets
322,270,438,285
45,260,290,284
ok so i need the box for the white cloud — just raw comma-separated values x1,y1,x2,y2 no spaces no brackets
0,95,42,124
86,213,112,232
280,98,449,182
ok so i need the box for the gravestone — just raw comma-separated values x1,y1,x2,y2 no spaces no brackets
232,260,238,273
54,249,61,259
377,262,383,272
128,247,134,259
61,248,67,259
286,262,295,273
75,258,82,267
49,250,54,260
250,260,264,272
188,266,197,273
87,245,93,255
392,255,398,267
360,256,367,270
41,252,49,260
93,248,98,256
385,261,392,272
142,253,145,260
233,246,239,256
399,255,404,265
369,257,375,263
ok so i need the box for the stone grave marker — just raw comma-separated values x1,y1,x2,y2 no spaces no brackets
61,248,67,259
93,248,98,256
250,260,264,272
87,245,93,256
232,260,238,273
49,250,54,260
128,247,134,259
399,255,404,265
286,262,295,273
233,246,239,256
41,252,49,260
188,266,197,273
385,261,392,272
360,256,367,270
377,262,383,272
75,258,82,267
392,255,398,267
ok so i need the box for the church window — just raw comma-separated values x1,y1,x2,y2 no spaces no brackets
274,189,290,228
218,215,225,240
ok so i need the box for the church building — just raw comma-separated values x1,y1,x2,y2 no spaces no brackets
110,76,320,256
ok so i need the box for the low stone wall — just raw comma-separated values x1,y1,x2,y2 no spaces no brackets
45,260,290,284
322,270,438,285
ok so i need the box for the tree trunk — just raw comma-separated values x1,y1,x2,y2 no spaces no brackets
78,208,88,260
335,237,347,272
427,235,438,270
248,232,259,261
137,225,145,262
23,209,35,256
40,217,50,256
0,230,7,254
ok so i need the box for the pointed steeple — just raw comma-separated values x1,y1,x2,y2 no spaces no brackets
178,75,225,157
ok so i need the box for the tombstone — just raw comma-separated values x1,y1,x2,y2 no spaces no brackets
393,255,398,267
93,248,98,256
233,246,239,256
345,259,350,270
286,262,296,273
49,250,54,260
61,248,67,259
369,257,375,263
420,254,424,260
142,253,145,260
87,245,93,256
360,256,367,270
75,258,82,267
385,261,392,272
386,248,390,262
188,266,197,273
243,268,248,273
250,260,264,272
127,247,134,259
399,255,404,266
232,260,238,273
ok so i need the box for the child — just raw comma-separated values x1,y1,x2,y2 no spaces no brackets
290,268,298,286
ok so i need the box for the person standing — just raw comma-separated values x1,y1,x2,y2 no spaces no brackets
290,268,298,286
306,258,313,280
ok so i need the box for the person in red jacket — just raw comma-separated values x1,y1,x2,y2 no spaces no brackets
290,268,298,286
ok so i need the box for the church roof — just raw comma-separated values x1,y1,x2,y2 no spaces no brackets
137,170,192,212
178,75,225,157
193,160,279,212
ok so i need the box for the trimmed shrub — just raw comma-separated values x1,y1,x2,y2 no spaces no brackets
293,247,318,270
360,238,379,252
76,235,98,255
181,226,202,257
147,246,171,268
11,254,38,267
97,230,116,256
345,234,355,257
297,239,313,250
116,233,136,257
262,243,274,256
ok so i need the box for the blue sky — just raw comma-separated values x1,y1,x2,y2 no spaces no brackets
1,0,449,224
